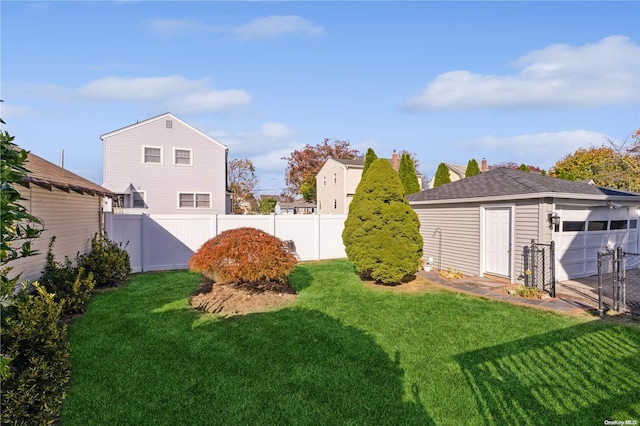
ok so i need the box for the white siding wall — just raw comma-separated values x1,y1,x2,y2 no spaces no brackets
8,186,102,282
103,116,228,215
316,160,345,214
414,205,481,276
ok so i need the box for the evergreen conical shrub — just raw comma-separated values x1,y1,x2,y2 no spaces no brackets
465,159,481,177
343,159,423,284
398,153,421,195
433,163,451,187
362,148,377,177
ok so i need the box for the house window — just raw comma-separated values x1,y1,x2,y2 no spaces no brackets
166,120,173,129
132,190,147,208
318,201,322,210
323,176,327,186
333,173,337,184
588,220,608,231
610,220,628,230
333,199,337,209
174,148,192,166
631,220,638,229
179,192,211,209
143,146,162,164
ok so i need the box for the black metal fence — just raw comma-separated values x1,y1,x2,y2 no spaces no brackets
523,240,556,297
597,247,640,316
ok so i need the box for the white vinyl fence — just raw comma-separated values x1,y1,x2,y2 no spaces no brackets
105,213,348,273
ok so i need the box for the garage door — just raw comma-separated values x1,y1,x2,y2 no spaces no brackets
554,206,638,281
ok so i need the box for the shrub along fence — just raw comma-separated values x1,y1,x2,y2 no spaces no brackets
105,213,348,273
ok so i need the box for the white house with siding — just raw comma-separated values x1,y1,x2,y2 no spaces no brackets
101,113,231,215
8,149,112,282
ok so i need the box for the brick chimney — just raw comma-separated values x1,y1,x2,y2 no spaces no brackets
481,158,487,173
392,150,399,170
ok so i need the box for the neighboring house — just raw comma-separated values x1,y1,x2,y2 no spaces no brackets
276,201,317,215
316,151,424,214
426,163,467,189
101,112,231,215
408,168,640,283
9,149,113,282
316,158,364,214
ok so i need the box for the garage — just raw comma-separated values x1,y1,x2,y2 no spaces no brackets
408,168,640,284
554,205,639,281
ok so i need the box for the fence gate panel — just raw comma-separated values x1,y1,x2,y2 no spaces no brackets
621,251,640,315
596,250,617,315
523,240,556,297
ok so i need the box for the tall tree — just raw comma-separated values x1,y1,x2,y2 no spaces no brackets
433,163,451,187
553,144,640,192
282,138,359,202
362,148,377,177
342,159,423,284
228,158,258,214
465,159,481,177
398,153,421,195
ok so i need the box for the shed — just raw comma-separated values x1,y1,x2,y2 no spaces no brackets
8,149,113,282
407,168,640,282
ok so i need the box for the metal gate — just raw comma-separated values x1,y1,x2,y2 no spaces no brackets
523,240,556,297
597,247,640,316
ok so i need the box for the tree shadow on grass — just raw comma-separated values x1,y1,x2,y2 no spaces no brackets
454,322,640,425
65,300,434,425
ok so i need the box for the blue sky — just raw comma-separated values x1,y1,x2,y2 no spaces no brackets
2,1,639,195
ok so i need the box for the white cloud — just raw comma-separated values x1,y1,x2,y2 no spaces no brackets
460,130,609,168
405,35,640,111
235,15,323,40
211,122,298,156
0,103,36,119
76,75,250,114
143,18,221,38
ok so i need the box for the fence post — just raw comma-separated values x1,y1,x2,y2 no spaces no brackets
523,245,530,287
616,246,624,313
597,252,604,317
530,241,537,289
549,240,556,298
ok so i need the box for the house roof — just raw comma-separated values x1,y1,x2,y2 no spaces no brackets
21,149,112,196
408,167,640,204
99,112,228,150
331,158,364,167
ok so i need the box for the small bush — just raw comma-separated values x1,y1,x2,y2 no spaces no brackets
78,233,130,288
40,237,95,316
1,282,71,425
513,285,543,299
189,227,297,286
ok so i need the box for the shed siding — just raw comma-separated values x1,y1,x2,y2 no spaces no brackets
514,201,541,282
103,116,227,215
8,186,101,282
414,205,480,276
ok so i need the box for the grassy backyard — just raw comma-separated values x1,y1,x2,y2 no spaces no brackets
62,260,640,425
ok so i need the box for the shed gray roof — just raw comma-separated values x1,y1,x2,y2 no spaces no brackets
408,167,640,203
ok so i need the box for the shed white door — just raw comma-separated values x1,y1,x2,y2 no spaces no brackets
485,208,511,277
555,206,638,281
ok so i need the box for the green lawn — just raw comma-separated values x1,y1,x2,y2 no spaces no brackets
62,260,640,425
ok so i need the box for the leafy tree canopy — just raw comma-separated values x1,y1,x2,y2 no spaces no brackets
228,158,258,214
552,143,640,192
